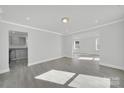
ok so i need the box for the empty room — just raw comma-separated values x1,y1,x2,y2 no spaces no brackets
0,5,124,88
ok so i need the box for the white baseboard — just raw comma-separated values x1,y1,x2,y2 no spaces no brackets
0,68,10,74
28,56,64,66
100,62,124,71
64,56,72,58
65,56,124,71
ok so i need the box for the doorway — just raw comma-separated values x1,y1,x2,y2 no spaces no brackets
9,31,28,70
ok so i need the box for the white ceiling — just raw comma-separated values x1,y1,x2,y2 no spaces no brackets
0,5,124,35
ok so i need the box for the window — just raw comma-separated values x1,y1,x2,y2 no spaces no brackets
74,41,80,49
96,38,100,51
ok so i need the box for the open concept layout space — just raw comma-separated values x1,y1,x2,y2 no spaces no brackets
0,5,124,88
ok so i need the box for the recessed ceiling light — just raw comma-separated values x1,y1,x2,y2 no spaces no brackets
61,17,69,23
95,20,99,23
26,17,30,21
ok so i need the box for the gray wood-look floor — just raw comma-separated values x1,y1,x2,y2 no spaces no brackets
0,57,124,88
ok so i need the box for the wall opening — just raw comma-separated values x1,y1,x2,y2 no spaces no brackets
9,31,28,69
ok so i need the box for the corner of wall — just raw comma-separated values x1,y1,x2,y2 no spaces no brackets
100,62,124,71
28,56,64,67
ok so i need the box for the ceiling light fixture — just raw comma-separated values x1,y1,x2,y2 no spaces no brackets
26,17,30,21
61,17,69,23
95,20,99,23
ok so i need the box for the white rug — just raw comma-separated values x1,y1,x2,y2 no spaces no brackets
69,74,110,88
35,69,75,84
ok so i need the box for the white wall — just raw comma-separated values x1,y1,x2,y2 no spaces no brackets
79,36,98,54
62,36,73,58
0,22,62,73
63,21,124,70
100,21,124,70
63,31,100,57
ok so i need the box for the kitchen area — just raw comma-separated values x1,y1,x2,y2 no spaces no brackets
9,31,28,69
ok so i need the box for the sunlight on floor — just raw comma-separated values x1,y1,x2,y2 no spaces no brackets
35,69,110,88
78,57,100,61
